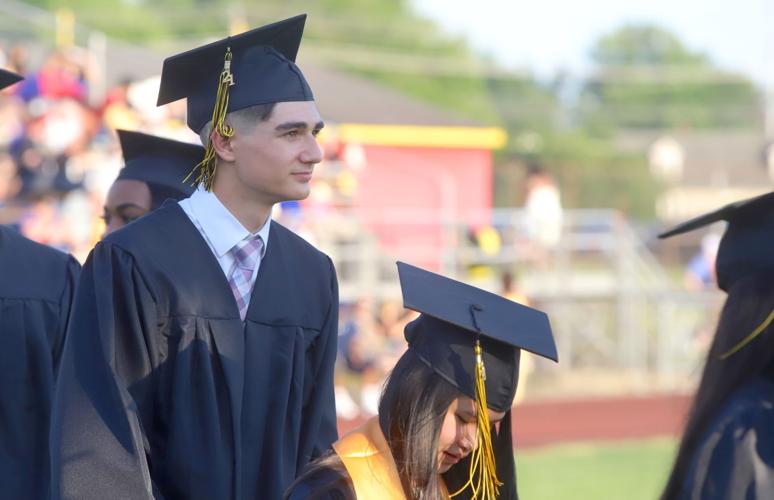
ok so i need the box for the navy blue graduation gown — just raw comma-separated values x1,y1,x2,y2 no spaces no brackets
50,203,339,500
0,226,80,500
678,376,774,499
284,459,354,500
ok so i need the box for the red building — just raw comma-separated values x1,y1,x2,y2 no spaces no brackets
305,64,506,271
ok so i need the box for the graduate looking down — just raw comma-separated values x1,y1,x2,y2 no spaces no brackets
50,14,339,500
286,262,558,500
102,129,201,236
659,191,774,500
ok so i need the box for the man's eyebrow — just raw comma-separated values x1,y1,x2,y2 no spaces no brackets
275,121,325,132
113,203,146,212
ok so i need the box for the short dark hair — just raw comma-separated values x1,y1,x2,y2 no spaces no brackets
198,102,276,145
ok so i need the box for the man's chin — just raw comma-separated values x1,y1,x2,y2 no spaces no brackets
285,189,311,202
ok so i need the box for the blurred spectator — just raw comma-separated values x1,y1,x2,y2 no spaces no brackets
101,76,141,131
523,163,563,264
501,270,535,405
17,50,87,103
684,233,721,290
0,152,21,204
501,270,528,304
334,297,417,417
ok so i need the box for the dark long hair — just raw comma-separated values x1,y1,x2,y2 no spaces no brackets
661,275,774,499
286,349,518,500
283,452,355,500
379,350,461,499
283,350,458,500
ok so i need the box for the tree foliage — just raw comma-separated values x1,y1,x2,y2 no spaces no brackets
579,24,761,130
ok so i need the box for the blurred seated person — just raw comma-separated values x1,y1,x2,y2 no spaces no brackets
103,129,201,236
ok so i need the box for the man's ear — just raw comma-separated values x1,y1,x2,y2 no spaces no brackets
210,128,236,163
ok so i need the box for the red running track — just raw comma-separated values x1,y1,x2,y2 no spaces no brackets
338,393,693,449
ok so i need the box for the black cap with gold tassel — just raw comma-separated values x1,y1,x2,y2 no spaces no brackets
156,14,314,190
397,262,558,499
448,334,504,499
183,47,235,191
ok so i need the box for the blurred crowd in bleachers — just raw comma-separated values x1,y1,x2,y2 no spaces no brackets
0,43,427,418
2,42,721,417
0,43,197,260
0,43,362,259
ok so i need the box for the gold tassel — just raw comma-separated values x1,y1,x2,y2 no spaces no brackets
719,307,774,360
450,339,502,500
185,46,236,191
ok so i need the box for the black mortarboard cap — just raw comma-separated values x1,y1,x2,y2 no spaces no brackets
658,191,774,292
0,69,22,90
156,14,313,133
397,261,557,412
115,130,201,206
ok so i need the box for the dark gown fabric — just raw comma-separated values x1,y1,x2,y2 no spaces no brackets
678,375,774,500
285,459,355,500
50,203,339,500
0,226,80,500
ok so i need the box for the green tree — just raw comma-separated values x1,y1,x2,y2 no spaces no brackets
579,24,762,130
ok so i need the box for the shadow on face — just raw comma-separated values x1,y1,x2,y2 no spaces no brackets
103,178,152,237
437,396,507,474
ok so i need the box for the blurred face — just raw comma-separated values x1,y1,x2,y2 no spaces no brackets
103,179,151,236
437,396,506,474
228,101,324,205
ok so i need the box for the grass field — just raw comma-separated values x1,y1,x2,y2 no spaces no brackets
517,438,676,500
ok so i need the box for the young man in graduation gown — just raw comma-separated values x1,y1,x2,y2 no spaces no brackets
50,15,339,500
0,68,81,500
102,129,201,235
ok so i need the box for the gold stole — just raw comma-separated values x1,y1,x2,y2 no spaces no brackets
333,417,406,499
333,417,451,499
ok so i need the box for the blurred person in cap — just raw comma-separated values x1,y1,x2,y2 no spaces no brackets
660,192,774,500
0,68,81,500
50,14,339,500
102,129,200,236
286,262,557,500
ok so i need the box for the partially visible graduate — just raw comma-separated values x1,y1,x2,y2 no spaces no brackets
286,262,558,500
0,68,81,500
102,129,200,235
50,14,339,500
660,192,774,500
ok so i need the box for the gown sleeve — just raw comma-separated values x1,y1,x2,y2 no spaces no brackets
679,391,774,500
50,242,162,500
51,255,80,375
298,256,340,465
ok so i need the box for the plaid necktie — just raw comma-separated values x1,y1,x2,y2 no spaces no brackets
228,236,263,321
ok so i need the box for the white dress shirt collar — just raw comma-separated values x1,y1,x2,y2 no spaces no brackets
184,187,271,258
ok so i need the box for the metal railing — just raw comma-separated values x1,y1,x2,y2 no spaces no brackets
305,207,722,388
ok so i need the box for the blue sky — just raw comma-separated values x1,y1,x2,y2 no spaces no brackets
412,0,774,85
